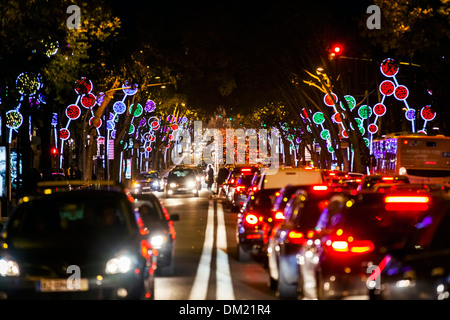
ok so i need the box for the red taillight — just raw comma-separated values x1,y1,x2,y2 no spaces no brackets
382,176,394,181
274,211,285,220
313,185,328,191
287,231,304,244
384,195,430,211
251,186,258,192
141,240,152,259
236,185,246,192
245,214,259,225
330,239,374,254
241,168,252,173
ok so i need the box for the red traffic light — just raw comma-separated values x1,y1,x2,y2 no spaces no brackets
329,44,343,59
50,147,59,156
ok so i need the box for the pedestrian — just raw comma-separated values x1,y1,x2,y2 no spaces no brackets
207,164,214,198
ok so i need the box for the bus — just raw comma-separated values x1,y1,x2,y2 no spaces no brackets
370,134,450,185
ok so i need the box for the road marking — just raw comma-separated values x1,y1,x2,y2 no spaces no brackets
216,202,235,300
189,200,235,300
188,200,214,300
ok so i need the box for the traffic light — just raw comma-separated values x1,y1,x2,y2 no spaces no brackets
50,147,59,157
329,44,343,60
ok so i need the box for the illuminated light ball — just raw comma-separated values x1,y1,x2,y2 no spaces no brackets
65,104,81,120
323,92,338,107
405,109,416,121
122,81,138,95
145,100,156,112
363,138,370,147
295,137,301,144
42,38,59,57
60,128,70,140
379,80,395,96
96,92,106,106
312,112,325,125
358,126,365,135
148,134,155,142
340,95,356,111
171,124,179,131
6,110,23,129
350,118,363,130
417,129,427,134
38,93,47,104
129,124,135,134
394,85,409,101
168,134,174,141
129,103,143,117
358,105,372,119
111,130,117,139
106,120,115,131
306,125,312,133
81,93,97,108
373,103,387,116
331,112,343,123
89,116,102,128
74,77,93,95
16,72,41,96
341,129,349,139
113,101,127,114
320,129,330,140
380,58,399,77
327,145,335,153
368,123,378,134
420,105,436,121
146,146,152,152
181,116,188,123
151,121,160,131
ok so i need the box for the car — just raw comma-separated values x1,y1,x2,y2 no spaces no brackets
165,167,199,197
236,189,280,262
375,197,450,300
297,190,444,300
132,193,179,276
267,185,336,299
224,165,260,201
132,171,164,193
0,181,156,299
357,174,410,191
227,173,255,212
257,167,325,191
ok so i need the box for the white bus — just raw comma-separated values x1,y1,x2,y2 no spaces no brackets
371,134,450,185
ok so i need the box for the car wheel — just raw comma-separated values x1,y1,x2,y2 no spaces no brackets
277,256,298,299
237,243,251,262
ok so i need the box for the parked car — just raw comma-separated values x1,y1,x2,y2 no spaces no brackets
132,193,179,276
0,182,156,299
297,190,444,300
165,167,199,197
267,185,337,299
376,197,450,300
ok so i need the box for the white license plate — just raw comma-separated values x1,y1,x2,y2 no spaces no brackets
38,278,89,292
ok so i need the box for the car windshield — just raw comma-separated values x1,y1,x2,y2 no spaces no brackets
6,193,135,238
169,169,195,178
133,197,166,222
137,172,159,179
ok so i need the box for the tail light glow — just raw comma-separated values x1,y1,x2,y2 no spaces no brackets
274,211,285,220
313,185,328,191
245,214,259,225
288,231,304,244
384,195,431,211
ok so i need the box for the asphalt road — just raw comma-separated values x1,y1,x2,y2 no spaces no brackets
153,190,277,300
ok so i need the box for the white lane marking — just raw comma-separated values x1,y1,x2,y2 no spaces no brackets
215,202,235,300
188,200,215,300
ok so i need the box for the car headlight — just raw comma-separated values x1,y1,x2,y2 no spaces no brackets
105,255,133,274
169,182,177,188
152,181,159,187
150,235,167,249
187,180,196,188
0,258,20,277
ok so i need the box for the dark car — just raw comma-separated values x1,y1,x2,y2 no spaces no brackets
132,193,179,276
227,174,255,212
376,198,450,300
236,189,280,262
224,165,260,201
267,185,336,299
165,167,199,197
0,183,156,300
297,190,444,300
132,171,164,193
357,174,410,191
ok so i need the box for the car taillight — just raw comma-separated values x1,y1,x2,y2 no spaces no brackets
382,176,394,181
236,185,246,192
274,211,285,220
328,229,374,254
287,231,304,244
312,185,328,191
245,213,260,225
384,195,431,211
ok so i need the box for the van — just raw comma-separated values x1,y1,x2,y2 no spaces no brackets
257,167,325,190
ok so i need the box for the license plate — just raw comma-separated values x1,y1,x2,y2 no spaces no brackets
38,278,89,292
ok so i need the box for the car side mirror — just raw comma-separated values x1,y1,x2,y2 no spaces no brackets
170,214,180,222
